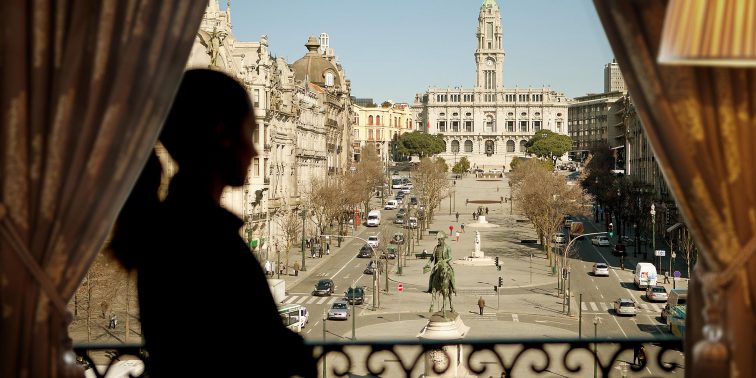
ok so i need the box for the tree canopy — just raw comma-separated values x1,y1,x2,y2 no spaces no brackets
452,156,471,175
525,130,572,162
510,156,553,171
396,131,446,158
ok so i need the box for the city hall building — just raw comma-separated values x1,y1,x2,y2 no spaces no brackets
411,0,569,170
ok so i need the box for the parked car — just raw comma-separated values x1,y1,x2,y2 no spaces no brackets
327,300,349,320
357,244,373,258
313,278,335,296
409,196,418,205
367,235,379,248
592,263,610,276
646,285,669,302
614,298,638,316
406,217,418,229
344,287,365,305
394,214,405,224
552,232,567,244
381,246,398,259
591,235,610,246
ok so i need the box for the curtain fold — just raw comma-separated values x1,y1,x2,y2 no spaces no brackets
593,1,756,377
0,1,205,376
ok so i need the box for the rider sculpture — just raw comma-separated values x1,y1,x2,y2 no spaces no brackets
424,231,457,315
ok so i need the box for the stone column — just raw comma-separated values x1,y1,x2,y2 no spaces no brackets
417,312,470,378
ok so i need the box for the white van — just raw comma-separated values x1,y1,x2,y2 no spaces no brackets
634,262,658,289
384,200,398,210
366,210,381,227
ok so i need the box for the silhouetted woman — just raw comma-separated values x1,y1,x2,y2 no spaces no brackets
112,69,314,377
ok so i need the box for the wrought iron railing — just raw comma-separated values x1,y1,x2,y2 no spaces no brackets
73,336,683,377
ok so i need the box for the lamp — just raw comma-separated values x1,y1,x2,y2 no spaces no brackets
658,0,756,66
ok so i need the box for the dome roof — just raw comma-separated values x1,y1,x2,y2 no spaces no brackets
291,36,341,88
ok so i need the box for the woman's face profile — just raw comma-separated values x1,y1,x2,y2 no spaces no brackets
223,111,256,188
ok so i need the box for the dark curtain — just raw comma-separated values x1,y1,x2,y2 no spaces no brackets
594,1,756,377
0,1,206,376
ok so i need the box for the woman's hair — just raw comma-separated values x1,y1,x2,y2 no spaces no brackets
111,69,252,269
160,69,252,167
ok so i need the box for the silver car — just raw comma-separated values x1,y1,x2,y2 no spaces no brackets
592,263,609,277
614,298,638,316
327,300,349,320
646,285,669,302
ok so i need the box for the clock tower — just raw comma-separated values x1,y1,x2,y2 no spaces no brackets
475,0,504,91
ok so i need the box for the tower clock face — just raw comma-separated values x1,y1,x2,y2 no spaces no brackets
486,59,494,67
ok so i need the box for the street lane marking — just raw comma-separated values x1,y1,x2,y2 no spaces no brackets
306,297,318,304
581,303,588,311
317,297,328,304
296,296,308,304
343,274,350,279
599,303,608,311
650,303,662,312
328,297,338,304
590,302,599,311
512,314,519,322
610,314,630,338
284,296,297,304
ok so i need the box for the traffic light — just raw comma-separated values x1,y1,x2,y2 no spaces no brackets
608,223,614,237
498,276,503,287
495,256,500,266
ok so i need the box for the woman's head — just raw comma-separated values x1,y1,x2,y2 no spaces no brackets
161,69,256,187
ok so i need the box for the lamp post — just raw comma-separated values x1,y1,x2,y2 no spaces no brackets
322,310,328,378
651,203,656,268
508,181,513,215
300,208,307,272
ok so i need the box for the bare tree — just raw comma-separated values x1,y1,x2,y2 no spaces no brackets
349,145,385,217
679,226,698,279
413,157,450,228
511,159,587,266
275,206,302,273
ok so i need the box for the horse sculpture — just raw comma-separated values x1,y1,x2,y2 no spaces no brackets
429,257,456,315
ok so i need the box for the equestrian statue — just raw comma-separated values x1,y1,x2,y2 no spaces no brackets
423,231,457,316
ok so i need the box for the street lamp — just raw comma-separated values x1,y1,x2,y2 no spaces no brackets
300,208,307,272
650,203,656,268
322,310,328,378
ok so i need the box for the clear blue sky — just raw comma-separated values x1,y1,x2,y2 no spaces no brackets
227,0,614,103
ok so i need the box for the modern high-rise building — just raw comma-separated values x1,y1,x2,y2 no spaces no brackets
603,59,626,93
412,0,569,170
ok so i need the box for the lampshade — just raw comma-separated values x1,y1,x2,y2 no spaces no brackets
658,0,756,66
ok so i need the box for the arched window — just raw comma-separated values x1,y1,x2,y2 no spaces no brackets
368,115,374,126
376,115,381,125
520,140,528,152
442,141,447,152
451,140,460,153
506,140,515,152
325,71,334,87
485,115,494,132
464,140,473,152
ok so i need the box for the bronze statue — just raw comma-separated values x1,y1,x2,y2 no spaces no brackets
424,231,457,314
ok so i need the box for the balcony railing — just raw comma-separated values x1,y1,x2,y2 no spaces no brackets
73,336,683,377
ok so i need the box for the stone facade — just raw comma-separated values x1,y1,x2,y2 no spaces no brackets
412,0,569,170
567,91,625,161
181,1,353,256
352,103,413,162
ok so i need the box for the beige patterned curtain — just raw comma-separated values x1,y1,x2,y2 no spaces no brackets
0,1,205,376
593,1,756,377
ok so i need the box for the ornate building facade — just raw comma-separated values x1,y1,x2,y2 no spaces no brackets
411,0,569,170
182,1,353,256
352,102,413,163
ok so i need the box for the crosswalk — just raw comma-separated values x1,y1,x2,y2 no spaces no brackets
282,295,357,306
580,301,663,313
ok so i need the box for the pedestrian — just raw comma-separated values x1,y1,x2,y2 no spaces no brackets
664,270,671,284
264,260,272,277
108,69,314,377
455,212,459,222
109,313,117,329
455,230,460,242
293,262,300,276
472,212,477,220
485,207,489,215
326,244,331,255
461,223,465,233
478,296,486,315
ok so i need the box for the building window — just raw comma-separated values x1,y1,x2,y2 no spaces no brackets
353,129,359,139
464,140,473,152
507,121,514,132
325,71,334,87
557,121,562,132
451,140,460,153
438,121,447,132
368,115,374,126
520,140,528,152
506,140,515,152
376,115,381,125
464,121,473,132
533,121,542,131
505,94,515,102
452,121,459,132
253,158,260,177
485,116,494,132
368,129,374,140
519,121,528,132
253,89,260,108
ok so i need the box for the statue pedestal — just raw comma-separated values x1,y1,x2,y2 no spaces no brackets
471,250,485,259
477,215,488,224
417,312,470,378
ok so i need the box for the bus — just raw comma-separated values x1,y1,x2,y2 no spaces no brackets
278,303,308,333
